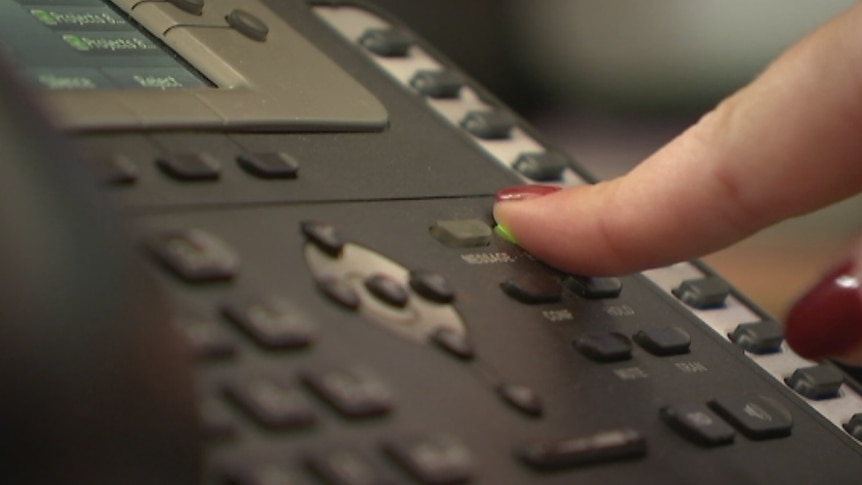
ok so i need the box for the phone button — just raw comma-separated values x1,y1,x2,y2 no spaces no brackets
307,449,390,485
146,228,239,282
574,332,633,362
384,434,473,485
303,368,394,419
518,428,646,470
156,153,221,181
708,394,793,440
728,320,785,354
660,402,735,447
500,273,562,304
224,378,317,430
784,365,844,400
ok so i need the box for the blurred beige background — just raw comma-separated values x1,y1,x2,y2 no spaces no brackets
369,0,862,318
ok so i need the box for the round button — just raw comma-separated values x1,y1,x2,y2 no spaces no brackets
226,9,269,42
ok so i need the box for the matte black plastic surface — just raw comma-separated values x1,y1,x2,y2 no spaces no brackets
4,0,862,483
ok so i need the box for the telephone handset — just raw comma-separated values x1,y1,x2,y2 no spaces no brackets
0,60,199,485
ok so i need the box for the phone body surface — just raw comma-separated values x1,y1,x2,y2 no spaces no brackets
0,0,861,483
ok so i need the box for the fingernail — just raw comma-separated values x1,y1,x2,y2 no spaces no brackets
784,259,862,360
495,184,561,202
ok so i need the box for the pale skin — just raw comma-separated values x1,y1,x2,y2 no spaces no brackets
493,3,862,364
494,3,862,277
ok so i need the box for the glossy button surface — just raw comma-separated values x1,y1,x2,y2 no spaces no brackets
672,276,730,309
574,332,632,362
633,326,691,356
500,273,562,304
518,428,646,470
708,394,793,440
430,219,491,248
385,435,474,485
410,70,463,98
359,27,412,57
222,296,315,350
237,152,299,179
146,228,239,282
784,365,844,400
301,220,346,257
729,320,785,354
157,153,221,181
226,9,270,42
660,402,735,447
303,368,394,418
223,377,316,430
364,273,409,309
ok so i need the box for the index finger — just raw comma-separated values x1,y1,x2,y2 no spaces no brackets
493,3,862,276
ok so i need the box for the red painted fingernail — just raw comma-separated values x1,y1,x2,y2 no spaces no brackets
784,260,862,360
495,185,561,202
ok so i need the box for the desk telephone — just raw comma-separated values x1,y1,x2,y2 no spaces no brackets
1,0,861,483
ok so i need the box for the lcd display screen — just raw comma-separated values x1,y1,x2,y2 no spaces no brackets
0,0,211,90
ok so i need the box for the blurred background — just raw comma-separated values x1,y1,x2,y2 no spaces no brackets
366,0,862,318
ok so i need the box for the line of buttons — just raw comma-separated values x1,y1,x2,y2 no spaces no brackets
220,432,474,485
427,217,803,459
646,266,862,443
91,151,299,185
158,221,658,477
118,0,270,42
311,5,587,187
144,226,483,484
302,219,549,420
311,2,862,445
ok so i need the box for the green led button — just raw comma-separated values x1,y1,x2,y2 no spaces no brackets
494,224,517,244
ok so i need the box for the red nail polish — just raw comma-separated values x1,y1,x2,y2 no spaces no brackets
785,260,862,360
495,185,561,202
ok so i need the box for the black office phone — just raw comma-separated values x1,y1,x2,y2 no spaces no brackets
1,1,860,483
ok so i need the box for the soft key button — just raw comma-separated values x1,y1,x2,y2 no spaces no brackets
237,152,299,179
156,153,221,181
225,9,269,42
167,0,205,15
89,154,140,186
